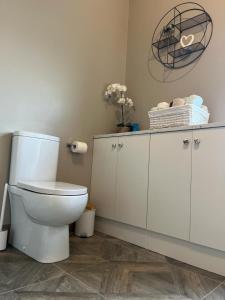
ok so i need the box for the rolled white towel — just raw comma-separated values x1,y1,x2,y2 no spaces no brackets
157,102,169,109
185,95,203,107
201,105,208,112
151,107,159,111
173,98,185,107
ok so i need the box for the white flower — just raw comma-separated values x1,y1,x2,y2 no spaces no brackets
117,97,126,104
126,98,134,107
106,83,128,95
124,85,128,92
111,83,120,90
105,82,134,113
105,90,112,97
118,85,127,92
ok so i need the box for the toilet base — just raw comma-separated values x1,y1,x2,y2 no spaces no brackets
9,191,69,263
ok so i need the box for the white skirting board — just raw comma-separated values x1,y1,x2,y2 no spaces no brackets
95,217,225,276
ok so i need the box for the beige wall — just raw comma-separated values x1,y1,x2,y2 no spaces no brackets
3,0,224,224
0,0,129,223
126,0,225,129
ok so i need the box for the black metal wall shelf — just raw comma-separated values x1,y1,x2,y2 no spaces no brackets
175,12,211,32
151,2,213,69
168,42,205,59
152,36,179,50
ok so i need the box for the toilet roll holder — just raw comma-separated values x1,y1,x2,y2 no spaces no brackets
66,143,74,148
66,143,78,151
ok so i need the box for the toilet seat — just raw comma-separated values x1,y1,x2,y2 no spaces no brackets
9,185,88,226
18,181,87,196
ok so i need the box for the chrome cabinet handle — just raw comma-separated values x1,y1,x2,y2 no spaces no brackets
183,139,190,145
194,138,201,145
112,144,117,150
118,143,123,149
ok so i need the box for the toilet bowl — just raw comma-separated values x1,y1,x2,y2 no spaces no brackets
9,183,87,263
8,131,88,263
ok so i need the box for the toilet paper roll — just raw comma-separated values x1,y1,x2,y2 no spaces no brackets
70,141,88,154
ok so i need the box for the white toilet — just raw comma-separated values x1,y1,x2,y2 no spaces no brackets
8,131,88,263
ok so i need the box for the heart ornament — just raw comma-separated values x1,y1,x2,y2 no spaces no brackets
180,34,194,48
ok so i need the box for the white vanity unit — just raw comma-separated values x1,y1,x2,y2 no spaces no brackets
91,123,225,276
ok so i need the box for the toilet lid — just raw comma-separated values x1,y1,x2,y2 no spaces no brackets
17,181,87,196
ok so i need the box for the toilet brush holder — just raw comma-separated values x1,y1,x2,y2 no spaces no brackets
0,183,8,251
0,230,8,251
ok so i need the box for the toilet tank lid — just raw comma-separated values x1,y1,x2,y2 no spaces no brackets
18,181,88,196
13,131,60,142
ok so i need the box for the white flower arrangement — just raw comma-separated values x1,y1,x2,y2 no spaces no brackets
105,83,134,127
105,83,127,96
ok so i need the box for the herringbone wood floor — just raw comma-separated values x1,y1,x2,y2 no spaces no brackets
0,232,225,299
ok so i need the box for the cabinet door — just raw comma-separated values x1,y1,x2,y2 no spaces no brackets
190,128,225,251
148,131,192,240
116,135,150,228
90,137,118,219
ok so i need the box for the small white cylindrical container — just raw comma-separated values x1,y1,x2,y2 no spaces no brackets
0,230,8,251
75,209,96,237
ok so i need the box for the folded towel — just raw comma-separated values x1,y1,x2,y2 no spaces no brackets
185,95,203,107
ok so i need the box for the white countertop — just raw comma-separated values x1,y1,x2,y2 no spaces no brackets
94,122,225,139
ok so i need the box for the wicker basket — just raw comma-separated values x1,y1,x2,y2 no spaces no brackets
148,104,209,129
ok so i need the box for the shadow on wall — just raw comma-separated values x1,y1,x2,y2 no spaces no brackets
0,133,12,225
57,138,93,190
70,147,87,166
64,138,91,168
147,50,200,83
